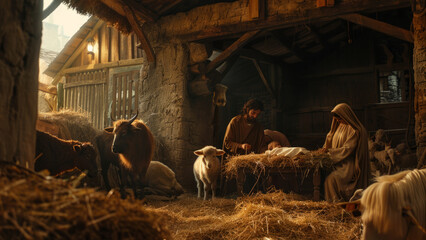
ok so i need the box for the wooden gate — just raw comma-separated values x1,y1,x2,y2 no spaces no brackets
64,69,108,129
111,70,140,121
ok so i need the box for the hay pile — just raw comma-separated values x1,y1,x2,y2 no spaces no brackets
225,150,334,178
0,161,170,240
147,191,362,240
38,110,101,143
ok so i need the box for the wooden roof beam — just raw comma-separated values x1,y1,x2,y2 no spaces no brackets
339,13,413,43
270,31,306,62
206,30,260,73
177,0,410,42
158,0,183,15
42,0,61,20
39,82,57,95
100,0,157,22
99,0,126,16
123,4,156,63
125,0,158,22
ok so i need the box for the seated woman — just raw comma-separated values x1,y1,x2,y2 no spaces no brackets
319,103,370,202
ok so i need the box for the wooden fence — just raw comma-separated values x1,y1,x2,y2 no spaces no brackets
111,70,139,121
63,68,140,129
64,69,108,129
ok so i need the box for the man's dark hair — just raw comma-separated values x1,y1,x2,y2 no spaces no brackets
242,99,264,115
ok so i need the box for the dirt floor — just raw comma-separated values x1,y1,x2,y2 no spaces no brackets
144,191,362,240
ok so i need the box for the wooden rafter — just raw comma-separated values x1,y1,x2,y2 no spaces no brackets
271,31,306,61
100,0,126,16
340,13,413,43
122,4,156,63
251,59,275,99
52,20,104,85
100,0,157,22
206,30,260,73
42,0,61,20
178,0,410,42
158,0,183,15
125,0,158,22
39,82,57,95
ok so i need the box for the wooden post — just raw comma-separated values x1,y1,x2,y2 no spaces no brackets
313,168,321,201
57,82,64,110
413,3,426,158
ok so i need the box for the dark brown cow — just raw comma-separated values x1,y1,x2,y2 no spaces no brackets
96,113,155,199
35,130,98,182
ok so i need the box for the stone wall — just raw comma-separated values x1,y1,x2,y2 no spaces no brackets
0,0,42,168
138,40,215,190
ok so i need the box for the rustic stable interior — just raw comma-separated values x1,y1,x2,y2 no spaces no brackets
1,0,425,194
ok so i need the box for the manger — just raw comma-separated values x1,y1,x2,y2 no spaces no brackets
224,148,334,200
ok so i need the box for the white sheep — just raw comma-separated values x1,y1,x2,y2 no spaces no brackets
193,146,225,200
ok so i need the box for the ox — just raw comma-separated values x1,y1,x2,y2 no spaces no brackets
35,130,98,184
144,161,184,198
342,169,426,240
96,113,154,199
193,146,225,200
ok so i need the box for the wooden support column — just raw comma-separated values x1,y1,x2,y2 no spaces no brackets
122,4,156,63
206,30,260,73
340,14,413,43
412,3,426,159
249,0,265,20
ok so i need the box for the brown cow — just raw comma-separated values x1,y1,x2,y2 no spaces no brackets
35,130,98,183
96,112,155,199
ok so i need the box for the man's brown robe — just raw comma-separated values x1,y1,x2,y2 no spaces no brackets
222,115,267,155
323,103,370,202
220,115,267,194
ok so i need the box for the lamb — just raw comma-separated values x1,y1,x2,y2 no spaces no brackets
193,146,225,200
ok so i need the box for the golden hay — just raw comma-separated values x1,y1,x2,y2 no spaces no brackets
38,109,101,143
0,161,170,240
224,150,334,178
145,191,362,240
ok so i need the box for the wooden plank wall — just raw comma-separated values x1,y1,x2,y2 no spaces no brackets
71,24,144,68
279,35,414,149
63,69,108,129
111,70,140,120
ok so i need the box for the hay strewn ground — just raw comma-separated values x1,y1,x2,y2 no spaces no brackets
224,150,334,178
0,161,170,240
146,192,362,240
1,160,361,240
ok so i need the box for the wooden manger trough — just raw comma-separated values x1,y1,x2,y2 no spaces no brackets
224,149,334,201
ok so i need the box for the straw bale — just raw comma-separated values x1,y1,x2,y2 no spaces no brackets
145,191,362,240
38,110,101,143
0,161,170,240
224,150,334,178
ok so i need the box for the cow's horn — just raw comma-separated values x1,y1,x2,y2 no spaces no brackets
129,111,138,124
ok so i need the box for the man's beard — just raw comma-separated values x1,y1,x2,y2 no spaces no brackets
246,116,257,124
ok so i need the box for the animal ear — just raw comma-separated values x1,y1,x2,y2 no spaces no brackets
194,150,204,156
73,144,82,152
216,150,226,156
104,127,114,133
